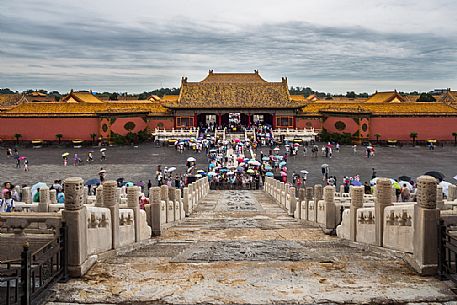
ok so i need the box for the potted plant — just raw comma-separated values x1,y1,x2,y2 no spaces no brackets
409,132,418,146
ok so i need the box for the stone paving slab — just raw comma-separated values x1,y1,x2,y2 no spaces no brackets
48,190,457,305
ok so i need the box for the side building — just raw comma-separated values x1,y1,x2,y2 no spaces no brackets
0,71,457,142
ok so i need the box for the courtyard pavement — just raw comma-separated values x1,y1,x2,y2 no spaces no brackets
48,190,457,304
0,144,457,185
1,143,456,187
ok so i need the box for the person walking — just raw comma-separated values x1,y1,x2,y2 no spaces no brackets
24,158,29,171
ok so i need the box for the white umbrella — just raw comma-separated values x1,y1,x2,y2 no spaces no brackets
273,147,280,151
439,181,453,197
167,167,177,173
187,157,196,162
100,148,107,152
454,175,457,181
398,181,413,191
300,170,309,174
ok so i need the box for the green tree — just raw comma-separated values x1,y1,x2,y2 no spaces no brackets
346,91,356,99
109,92,119,101
417,93,436,102
90,133,97,145
375,133,381,143
452,132,457,146
410,132,418,146
14,133,22,145
55,133,63,144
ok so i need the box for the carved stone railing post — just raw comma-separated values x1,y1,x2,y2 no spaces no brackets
22,187,32,204
62,177,88,277
295,188,305,219
183,187,190,216
150,187,162,236
188,184,194,213
448,184,457,202
349,186,364,241
339,184,345,195
323,185,336,233
168,187,176,223
127,186,141,242
288,187,296,216
175,188,184,220
436,185,444,210
413,175,440,275
103,180,119,249
160,185,169,223
49,189,57,205
302,187,313,220
314,184,323,222
38,187,50,212
375,178,392,246
95,185,103,207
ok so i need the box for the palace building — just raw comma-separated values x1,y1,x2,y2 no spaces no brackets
1,70,457,142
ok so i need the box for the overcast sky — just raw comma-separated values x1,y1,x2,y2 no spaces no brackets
1,0,456,94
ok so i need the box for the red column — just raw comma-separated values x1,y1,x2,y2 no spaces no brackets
194,113,198,127
293,115,296,129
272,114,276,129
247,113,251,127
218,113,222,126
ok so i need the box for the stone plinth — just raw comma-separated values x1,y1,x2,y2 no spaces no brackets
150,187,162,236
349,186,364,242
288,187,296,216
49,189,57,205
295,188,305,219
313,184,323,222
448,184,457,202
103,180,119,249
168,187,176,223
413,175,440,275
127,186,141,242
62,177,90,277
22,187,32,204
375,178,392,246
95,185,103,207
323,185,336,233
38,186,50,212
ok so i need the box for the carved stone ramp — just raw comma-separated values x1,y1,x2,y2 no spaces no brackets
48,190,457,305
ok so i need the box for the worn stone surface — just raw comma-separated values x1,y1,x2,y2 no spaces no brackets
49,190,457,305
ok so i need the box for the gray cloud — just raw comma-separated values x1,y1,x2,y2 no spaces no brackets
1,4,456,93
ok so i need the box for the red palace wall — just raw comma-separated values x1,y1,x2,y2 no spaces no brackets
148,117,174,130
110,117,148,135
295,118,323,129
370,117,457,141
323,117,359,135
0,117,99,141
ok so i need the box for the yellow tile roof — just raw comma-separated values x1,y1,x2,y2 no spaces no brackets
0,94,25,109
160,95,179,102
61,91,104,103
201,70,267,83
365,91,404,103
0,101,168,117
166,71,303,109
290,95,306,102
302,102,457,115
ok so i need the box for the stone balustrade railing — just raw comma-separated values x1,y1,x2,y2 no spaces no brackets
264,176,453,275
152,127,200,140
0,176,210,278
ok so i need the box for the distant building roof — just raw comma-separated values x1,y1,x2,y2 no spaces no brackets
301,101,457,116
164,70,305,109
61,91,104,103
365,91,405,103
0,101,168,117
